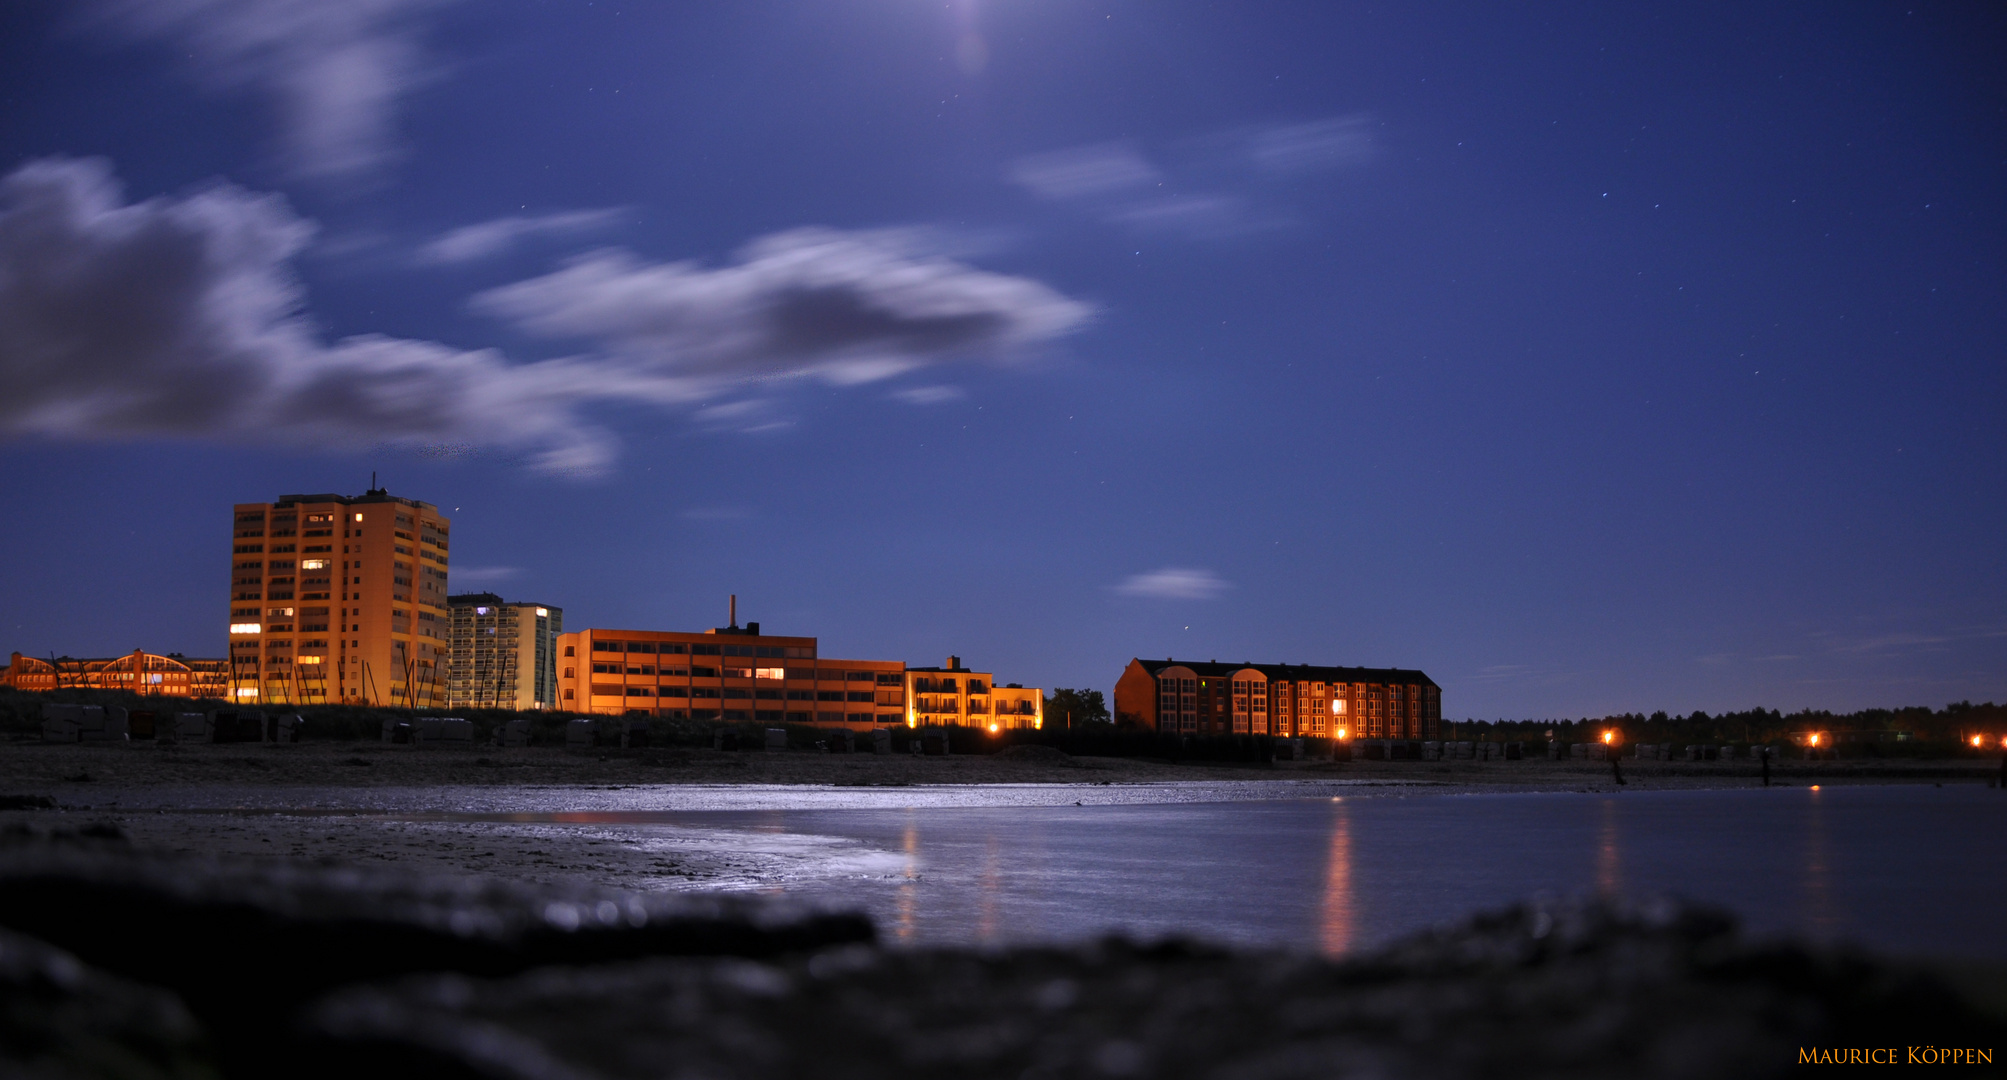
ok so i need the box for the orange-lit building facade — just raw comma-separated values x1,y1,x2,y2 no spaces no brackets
447,593,562,711
1114,658,1441,739
227,489,450,708
904,657,1043,731
555,622,907,728
555,627,1045,731
2,650,229,699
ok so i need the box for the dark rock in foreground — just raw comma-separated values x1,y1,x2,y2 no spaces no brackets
0,836,870,1075
301,898,2003,1079
0,926,214,1080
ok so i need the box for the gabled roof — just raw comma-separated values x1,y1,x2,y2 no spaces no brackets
1134,658,1438,689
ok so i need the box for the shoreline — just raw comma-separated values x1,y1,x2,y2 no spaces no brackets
5,742,1996,896
5,739,1993,789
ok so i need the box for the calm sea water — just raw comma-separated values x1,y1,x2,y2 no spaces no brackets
145,780,2007,959
666,785,2007,959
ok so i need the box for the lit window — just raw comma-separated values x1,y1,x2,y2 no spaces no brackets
230,623,262,634
235,688,259,698
755,666,784,680
299,656,323,665
535,607,548,617
301,559,328,570
353,513,363,521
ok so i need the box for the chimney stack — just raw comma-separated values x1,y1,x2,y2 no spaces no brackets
729,594,737,628
946,656,960,670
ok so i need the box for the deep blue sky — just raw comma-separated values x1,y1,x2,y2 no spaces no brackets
2,2,2002,719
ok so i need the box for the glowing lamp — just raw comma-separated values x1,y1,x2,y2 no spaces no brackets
1602,731,1614,744
988,723,999,733
1974,735,1986,748
1336,727,1348,740
1809,734,1820,747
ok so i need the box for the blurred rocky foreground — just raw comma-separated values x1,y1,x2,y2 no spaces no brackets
1,826,2000,1080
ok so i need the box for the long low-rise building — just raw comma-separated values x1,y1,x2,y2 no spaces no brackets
3,650,229,699
1114,658,1440,740
555,620,1041,731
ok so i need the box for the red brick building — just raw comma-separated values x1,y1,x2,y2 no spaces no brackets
1113,658,1441,739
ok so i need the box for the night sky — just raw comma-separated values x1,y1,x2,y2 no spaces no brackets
2,2,2002,720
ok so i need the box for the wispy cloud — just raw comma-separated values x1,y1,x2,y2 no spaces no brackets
1107,195,1268,240
1471,662,1579,685
1113,567,1230,601
892,385,965,405
473,228,1093,386
1008,143,1160,200
0,158,622,474
84,0,458,184
1245,116,1375,173
416,208,628,265
450,566,521,586
0,159,1092,477
1009,117,1375,240
1833,632,1952,654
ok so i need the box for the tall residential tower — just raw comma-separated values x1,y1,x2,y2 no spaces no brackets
447,593,563,711
227,488,451,707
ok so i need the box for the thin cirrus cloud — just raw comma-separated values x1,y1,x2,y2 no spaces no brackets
414,208,628,265
1113,568,1231,601
1243,116,1375,173
0,158,1090,477
1006,143,1161,200
892,385,966,405
83,0,457,183
1009,117,1375,238
449,566,522,586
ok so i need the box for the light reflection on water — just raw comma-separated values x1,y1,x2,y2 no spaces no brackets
1318,798,1353,957
1595,795,1622,898
744,785,2005,960
162,782,2007,959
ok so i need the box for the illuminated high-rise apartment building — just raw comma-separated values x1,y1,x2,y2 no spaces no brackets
226,487,451,707
446,593,562,711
